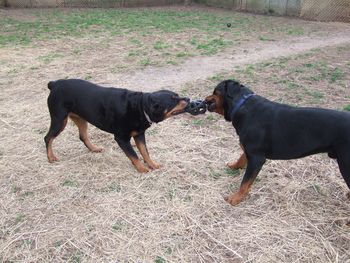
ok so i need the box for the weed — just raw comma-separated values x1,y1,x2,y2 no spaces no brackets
140,58,151,66
176,52,189,58
112,220,124,231
15,214,25,224
209,73,225,81
225,167,240,177
155,256,166,263
330,67,343,82
197,38,229,55
20,191,34,200
192,119,204,126
101,183,121,193
62,179,78,187
84,74,92,80
154,41,170,50
206,115,216,121
166,59,177,65
70,251,84,263
72,48,82,55
129,38,142,46
258,36,275,41
11,185,21,193
286,28,304,36
343,104,350,111
128,50,141,56
210,171,222,179
168,189,176,200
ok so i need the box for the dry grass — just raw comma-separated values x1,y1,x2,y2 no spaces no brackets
1,7,350,263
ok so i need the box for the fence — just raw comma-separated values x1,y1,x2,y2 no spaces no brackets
2,0,349,22
301,0,350,22
195,0,350,22
2,0,184,7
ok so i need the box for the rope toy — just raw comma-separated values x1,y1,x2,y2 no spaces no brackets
185,99,207,115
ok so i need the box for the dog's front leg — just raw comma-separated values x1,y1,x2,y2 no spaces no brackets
114,135,149,173
225,155,265,205
133,132,161,170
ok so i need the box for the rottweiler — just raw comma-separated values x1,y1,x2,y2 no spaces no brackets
44,79,189,173
205,79,350,205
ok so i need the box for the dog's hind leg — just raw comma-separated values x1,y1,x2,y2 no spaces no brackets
227,153,247,169
44,115,68,163
227,144,247,169
336,147,350,190
69,113,103,153
225,155,265,205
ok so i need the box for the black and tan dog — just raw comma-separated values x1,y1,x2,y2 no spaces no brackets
205,79,350,205
44,79,189,173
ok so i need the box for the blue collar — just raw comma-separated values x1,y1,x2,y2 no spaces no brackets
230,93,255,120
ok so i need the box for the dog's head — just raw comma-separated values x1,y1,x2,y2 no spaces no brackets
205,80,249,121
147,90,190,123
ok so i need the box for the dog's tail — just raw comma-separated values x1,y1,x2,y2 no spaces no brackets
47,81,56,91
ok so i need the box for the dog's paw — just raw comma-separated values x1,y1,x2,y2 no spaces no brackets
135,164,150,173
148,160,161,170
224,192,244,206
48,155,59,163
91,146,104,153
227,162,241,170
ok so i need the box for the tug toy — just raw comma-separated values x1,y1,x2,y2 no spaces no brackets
185,99,207,115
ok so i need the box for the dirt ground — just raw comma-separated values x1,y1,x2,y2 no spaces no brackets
0,6,350,263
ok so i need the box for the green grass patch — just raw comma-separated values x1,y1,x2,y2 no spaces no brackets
0,9,248,46
112,221,124,231
140,58,151,66
15,214,25,224
330,67,343,82
154,40,170,50
258,35,275,41
224,167,240,177
38,53,64,64
197,38,230,55
62,179,79,188
343,104,350,111
155,256,166,263
101,183,121,193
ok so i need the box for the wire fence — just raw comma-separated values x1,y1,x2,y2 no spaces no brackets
301,0,350,22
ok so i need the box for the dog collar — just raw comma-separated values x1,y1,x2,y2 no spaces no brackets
144,111,153,125
230,93,255,120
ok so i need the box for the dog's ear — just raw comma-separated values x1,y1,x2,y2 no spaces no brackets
149,98,165,123
224,80,241,99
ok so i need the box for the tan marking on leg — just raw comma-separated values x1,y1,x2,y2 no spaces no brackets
227,153,247,169
130,131,138,137
46,117,68,163
47,138,59,162
69,113,103,152
129,156,149,173
225,178,255,206
134,139,161,170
